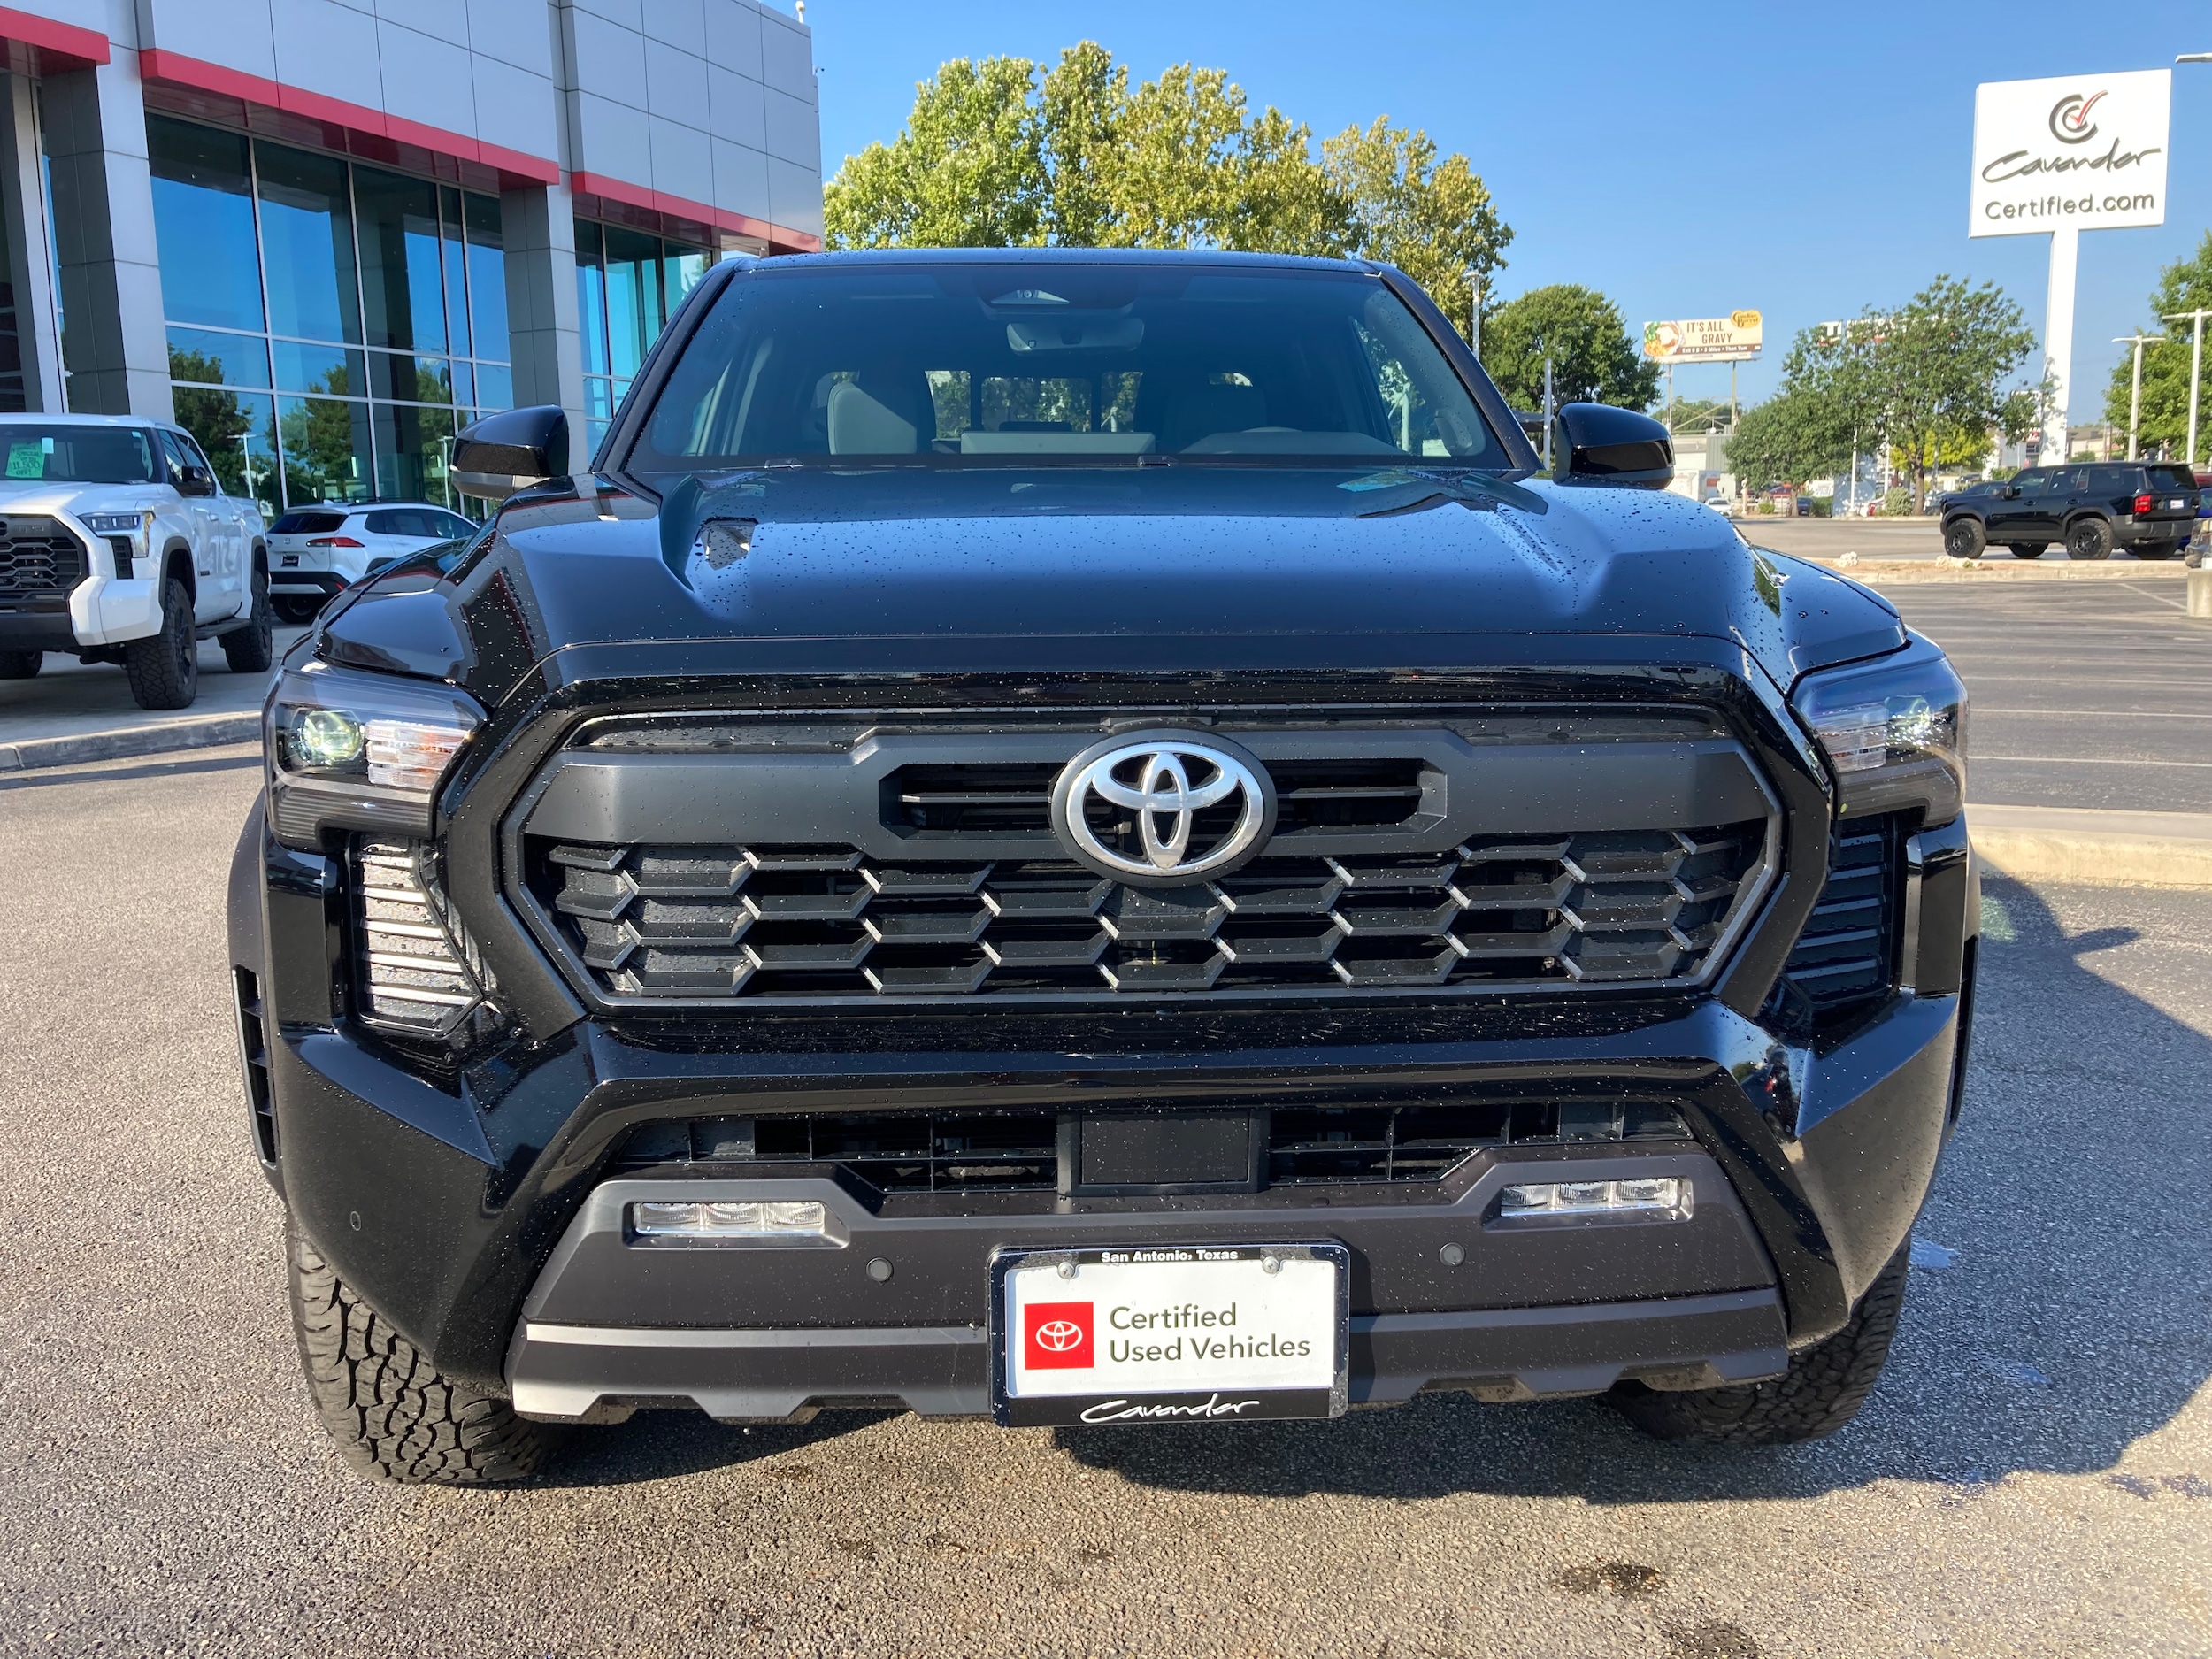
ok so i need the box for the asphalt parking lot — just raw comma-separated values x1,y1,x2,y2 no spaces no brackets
1886,580,2212,814
0,728,2207,1655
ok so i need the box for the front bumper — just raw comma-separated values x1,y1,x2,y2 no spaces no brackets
504,1158,1791,1421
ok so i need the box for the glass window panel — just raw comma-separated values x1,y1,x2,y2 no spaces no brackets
664,243,709,310
462,193,508,365
354,167,445,353
472,362,512,410
574,218,608,379
182,388,285,518
440,185,470,360
167,325,270,389
584,376,614,420
256,142,361,344
449,359,473,407
273,340,365,397
368,349,450,404
148,118,264,333
370,401,460,511
602,225,663,380
277,395,373,505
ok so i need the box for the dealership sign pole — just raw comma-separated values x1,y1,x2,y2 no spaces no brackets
1970,71,2170,463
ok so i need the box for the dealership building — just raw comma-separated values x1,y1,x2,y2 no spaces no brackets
0,0,821,513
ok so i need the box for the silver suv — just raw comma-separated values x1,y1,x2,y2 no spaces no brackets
0,413,269,708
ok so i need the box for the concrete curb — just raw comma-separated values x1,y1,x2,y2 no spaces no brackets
1787,554,2194,584
1971,805,2212,890
0,713,261,772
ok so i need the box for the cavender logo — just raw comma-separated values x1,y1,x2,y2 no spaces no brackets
2048,90,2105,145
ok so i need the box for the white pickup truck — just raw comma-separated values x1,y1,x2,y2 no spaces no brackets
0,413,271,710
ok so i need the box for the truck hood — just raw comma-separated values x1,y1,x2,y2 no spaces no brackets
322,466,1905,706
0,481,167,514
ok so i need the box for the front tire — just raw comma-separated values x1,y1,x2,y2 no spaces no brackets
0,649,39,679
220,568,274,673
123,578,199,710
1609,1241,1909,1445
2067,518,2114,561
288,1225,552,1486
1941,518,1985,558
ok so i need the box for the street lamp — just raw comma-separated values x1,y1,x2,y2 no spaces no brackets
1465,268,1483,362
2115,334,2166,460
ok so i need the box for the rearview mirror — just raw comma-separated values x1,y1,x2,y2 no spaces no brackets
453,405,571,502
1551,403,1673,490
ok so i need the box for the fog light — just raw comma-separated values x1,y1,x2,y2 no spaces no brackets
630,1199,829,1240
1498,1177,1691,1221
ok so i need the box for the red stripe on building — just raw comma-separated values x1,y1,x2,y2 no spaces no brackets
0,5,109,65
139,47,559,188
571,169,820,255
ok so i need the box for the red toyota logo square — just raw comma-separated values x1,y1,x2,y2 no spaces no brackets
1023,1301,1094,1370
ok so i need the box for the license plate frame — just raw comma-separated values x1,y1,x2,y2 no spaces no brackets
988,1241,1351,1428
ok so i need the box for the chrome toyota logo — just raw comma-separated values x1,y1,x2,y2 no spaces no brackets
1049,732,1275,886
1034,1319,1086,1352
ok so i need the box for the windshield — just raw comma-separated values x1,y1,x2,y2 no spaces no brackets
626,264,1503,473
0,424,159,485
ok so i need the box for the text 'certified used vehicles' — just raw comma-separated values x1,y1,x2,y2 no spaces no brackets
229,250,1977,1483
1940,461,2200,560
0,414,270,706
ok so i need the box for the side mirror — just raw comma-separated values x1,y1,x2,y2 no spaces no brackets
453,405,571,502
177,465,215,497
2001,484,2020,498
1551,403,1673,489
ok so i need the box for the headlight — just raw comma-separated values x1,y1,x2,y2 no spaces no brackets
81,510,152,576
265,659,485,850
1791,634,1967,824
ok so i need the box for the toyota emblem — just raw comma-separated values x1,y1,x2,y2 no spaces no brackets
1033,1319,1086,1352
1049,731,1276,887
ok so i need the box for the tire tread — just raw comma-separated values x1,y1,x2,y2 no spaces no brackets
287,1227,549,1486
1610,1243,1909,1445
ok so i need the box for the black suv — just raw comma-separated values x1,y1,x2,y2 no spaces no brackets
229,250,1977,1484
1942,461,2200,560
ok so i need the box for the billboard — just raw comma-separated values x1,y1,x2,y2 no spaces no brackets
1642,312,1763,363
1970,70,2169,236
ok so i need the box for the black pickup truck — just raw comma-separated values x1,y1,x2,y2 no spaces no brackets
229,250,1976,1483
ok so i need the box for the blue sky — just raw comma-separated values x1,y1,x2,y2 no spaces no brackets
806,0,2212,419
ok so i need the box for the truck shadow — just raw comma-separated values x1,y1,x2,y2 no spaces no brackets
551,875,2211,1502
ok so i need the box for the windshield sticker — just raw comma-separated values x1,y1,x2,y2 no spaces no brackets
5,439,45,479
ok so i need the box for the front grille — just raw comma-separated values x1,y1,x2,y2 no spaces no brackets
1780,816,1902,1016
354,839,483,1032
533,823,1767,1004
0,517,86,599
884,756,1428,838
1268,1099,1690,1183
613,1101,1693,1194
620,1112,1061,1193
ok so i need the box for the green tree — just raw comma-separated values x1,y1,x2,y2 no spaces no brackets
2102,231,2212,461
1861,277,2036,510
1726,385,1855,493
822,43,1510,321
1319,118,1509,320
1480,284,1659,412
823,56,1048,249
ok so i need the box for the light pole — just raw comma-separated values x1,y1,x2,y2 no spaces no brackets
2115,333,2167,459
1466,268,1483,363
2164,306,2212,468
